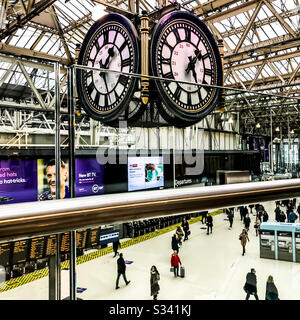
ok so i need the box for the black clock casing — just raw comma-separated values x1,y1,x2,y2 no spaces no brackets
151,11,223,122
76,13,139,122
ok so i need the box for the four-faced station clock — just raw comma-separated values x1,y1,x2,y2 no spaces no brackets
76,13,139,122
76,10,223,126
151,10,223,122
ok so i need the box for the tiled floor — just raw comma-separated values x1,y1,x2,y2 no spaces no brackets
1,199,300,300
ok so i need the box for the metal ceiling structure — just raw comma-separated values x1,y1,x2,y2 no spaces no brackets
0,0,299,145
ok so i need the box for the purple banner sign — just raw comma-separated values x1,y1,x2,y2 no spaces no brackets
0,160,38,204
75,157,104,197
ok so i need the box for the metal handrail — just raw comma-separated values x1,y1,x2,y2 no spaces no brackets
0,178,299,243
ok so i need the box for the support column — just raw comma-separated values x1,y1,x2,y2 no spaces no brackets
67,66,76,300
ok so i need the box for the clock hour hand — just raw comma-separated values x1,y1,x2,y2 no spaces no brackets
185,49,202,74
102,74,111,103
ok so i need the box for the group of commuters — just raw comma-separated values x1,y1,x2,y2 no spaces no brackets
274,199,299,223
244,268,279,300
170,217,190,278
113,198,300,300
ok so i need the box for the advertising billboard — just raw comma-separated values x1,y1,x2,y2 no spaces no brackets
75,157,104,197
0,159,38,204
128,156,164,192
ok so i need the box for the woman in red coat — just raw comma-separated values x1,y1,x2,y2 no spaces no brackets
171,250,182,278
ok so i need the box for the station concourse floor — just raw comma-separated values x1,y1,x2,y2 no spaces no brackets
1,200,300,300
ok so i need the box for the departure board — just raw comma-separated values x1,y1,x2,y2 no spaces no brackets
60,232,70,253
76,230,87,249
29,237,45,260
0,243,11,266
45,234,57,256
86,227,100,248
12,240,28,264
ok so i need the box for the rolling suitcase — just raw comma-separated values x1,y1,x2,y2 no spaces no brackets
180,266,185,278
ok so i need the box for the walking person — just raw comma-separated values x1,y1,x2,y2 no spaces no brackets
279,210,286,222
238,206,244,221
265,275,279,300
113,239,121,257
275,205,281,222
115,253,131,289
181,217,190,241
171,233,179,253
262,211,269,222
288,210,298,223
206,213,213,234
239,228,250,256
176,225,184,245
150,266,160,300
244,268,259,300
254,216,261,237
171,250,182,278
227,209,234,230
244,213,251,232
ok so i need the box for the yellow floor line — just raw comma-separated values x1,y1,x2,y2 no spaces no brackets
0,209,223,292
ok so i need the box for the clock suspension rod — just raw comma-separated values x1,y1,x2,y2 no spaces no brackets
73,64,289,101
140,11,150,105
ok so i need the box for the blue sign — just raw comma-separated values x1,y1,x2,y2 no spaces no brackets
99,230,120,245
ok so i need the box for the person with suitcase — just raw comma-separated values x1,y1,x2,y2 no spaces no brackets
171,251,182,278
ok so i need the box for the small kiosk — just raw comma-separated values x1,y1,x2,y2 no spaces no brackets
260,222,300,263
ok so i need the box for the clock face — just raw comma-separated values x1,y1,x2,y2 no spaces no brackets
77,13,139,122
151,11,223,121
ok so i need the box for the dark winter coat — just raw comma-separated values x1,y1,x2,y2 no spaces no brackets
266,282,279,300
113,240,121,252
181,220,189,232
244,272,257,294
263,212,269,222
207,215,213,226
150,271,160,296
171,235,179,251
117,256,126,274
279,212,286,222
244,217,251,228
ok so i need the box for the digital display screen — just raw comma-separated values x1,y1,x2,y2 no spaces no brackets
45,235,57,256
60,232,70,253
76,230,87,249
12,240,28,264
86,227,100,248
128,156,164,191
0,243,11,266
29,237,45,260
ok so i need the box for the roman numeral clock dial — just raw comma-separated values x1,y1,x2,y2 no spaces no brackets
151,11,223,122
76,13,139,122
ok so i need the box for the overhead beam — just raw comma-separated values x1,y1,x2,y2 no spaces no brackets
0,42,70,65
0,0,57,41
193,0,239,16
234,1,263,54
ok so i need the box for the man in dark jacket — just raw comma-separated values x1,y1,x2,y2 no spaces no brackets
244,268,259,300
227,209,234,229
275,205,281,222
116,253,130,289
206,214,213,234
181,217,190,241
289,210,298,223
171,234,179,253
113,239,121,257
